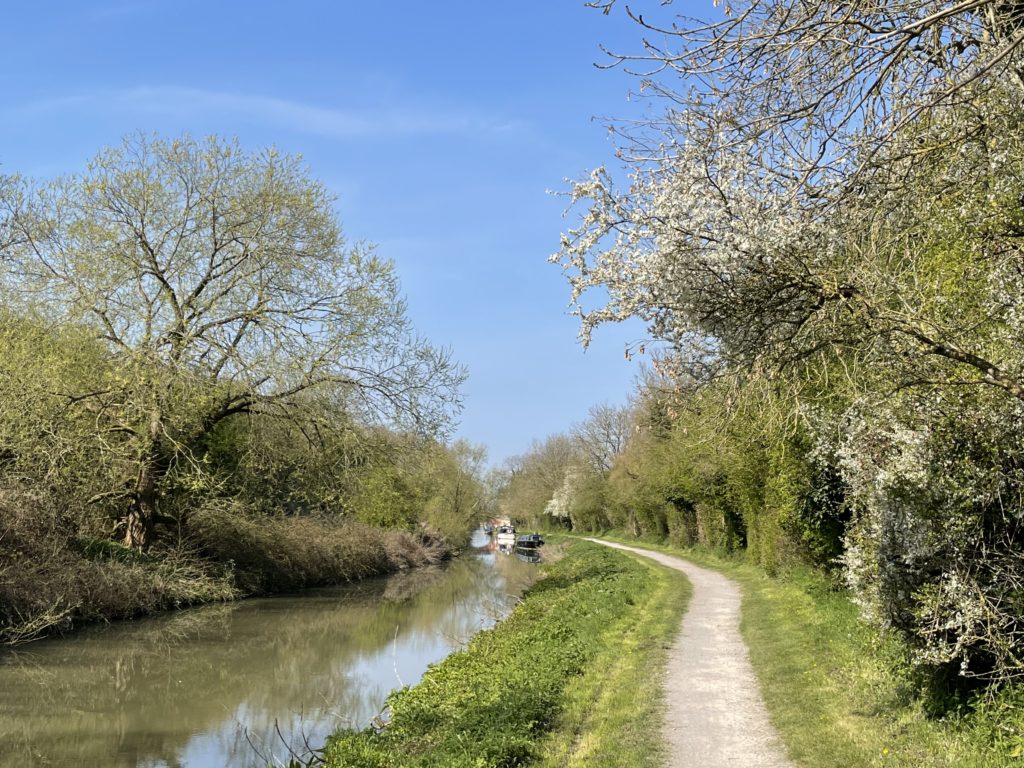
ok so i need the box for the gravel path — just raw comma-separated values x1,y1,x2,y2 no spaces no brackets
586,539,794,768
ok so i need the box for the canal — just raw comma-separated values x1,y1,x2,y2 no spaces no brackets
0,533,538,767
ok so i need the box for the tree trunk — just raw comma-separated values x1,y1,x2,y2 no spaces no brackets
123,409,162,551
123,501,152,552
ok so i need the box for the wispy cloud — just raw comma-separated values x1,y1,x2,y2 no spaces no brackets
11,86,526,140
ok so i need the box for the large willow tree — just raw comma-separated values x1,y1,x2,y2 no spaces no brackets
1,134,464,549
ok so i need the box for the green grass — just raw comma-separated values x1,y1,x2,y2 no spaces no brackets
320,538,691,768
533,546,690,768
587,532,1024,768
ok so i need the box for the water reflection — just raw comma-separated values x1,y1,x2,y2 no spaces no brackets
0,547,537,767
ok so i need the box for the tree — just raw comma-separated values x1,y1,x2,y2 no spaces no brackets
499,434,580,526
585,1,1024,199
2,134,464,549
0,313,121,514
417,439,489,542
556,2,1024,392
0,174,21,255
554,2,1024,685
571,403,633,473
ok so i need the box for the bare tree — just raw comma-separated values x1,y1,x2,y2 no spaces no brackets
572,403,634,472
588,1,1024,195
0,173,24,257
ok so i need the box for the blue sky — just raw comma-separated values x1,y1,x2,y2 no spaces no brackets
0,1,666,464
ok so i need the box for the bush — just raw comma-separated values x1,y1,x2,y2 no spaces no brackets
0,492,450,645
839,388,1024,688
0,490,236,644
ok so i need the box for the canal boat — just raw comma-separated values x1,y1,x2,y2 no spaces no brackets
515,533,544,549
516,549,541,563
514,533,544,563
495,524,516,550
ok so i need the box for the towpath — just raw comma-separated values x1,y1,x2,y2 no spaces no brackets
586,539,794,768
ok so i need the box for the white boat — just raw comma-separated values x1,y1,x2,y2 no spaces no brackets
495,524,516,550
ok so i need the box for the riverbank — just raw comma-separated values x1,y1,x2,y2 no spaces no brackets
588,533,1024,768
0,549,537,766
321,538,691,767
0,503,448,646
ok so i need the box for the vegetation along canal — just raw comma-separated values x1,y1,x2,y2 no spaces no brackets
0,532,538,767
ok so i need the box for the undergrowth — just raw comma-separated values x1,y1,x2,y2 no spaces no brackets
0,496,447,645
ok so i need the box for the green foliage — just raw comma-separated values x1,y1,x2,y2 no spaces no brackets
499,434,580,528
347,463,420,530
566,471,611,532
321,541,664,768
587,382,846,573
0,314,123,523
415,440,489,546
1,133,464,550
0,140,490,648
0,135,488,644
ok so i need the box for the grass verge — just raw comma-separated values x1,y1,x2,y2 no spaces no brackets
587,531,1024,768
320,538,691,768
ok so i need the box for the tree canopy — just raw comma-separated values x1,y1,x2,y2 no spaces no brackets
0,134,465,548
549,1,1024,688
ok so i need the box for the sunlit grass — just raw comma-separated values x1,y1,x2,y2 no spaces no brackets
589,532,1024,768
320,538,690,768
534,545,690,768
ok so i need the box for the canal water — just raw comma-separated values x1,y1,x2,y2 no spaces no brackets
0,534,538,767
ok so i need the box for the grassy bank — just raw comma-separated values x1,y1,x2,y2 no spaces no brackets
320,538,690,768
0,498,447,646
588,532,1024,768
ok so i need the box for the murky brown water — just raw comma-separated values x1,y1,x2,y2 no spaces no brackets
0,537,537,767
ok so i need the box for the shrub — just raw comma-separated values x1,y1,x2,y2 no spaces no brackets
188,502,448,594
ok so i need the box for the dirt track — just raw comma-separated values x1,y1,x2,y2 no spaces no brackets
586,539,794,768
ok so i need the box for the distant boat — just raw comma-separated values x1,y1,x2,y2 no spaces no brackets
495,524,516,550
515,533,544,550
514,533,544,563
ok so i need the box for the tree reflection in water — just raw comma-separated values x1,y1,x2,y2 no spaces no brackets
0,549,538,767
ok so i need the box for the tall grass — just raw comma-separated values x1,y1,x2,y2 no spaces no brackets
0,493,449,646
189,503,448,593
